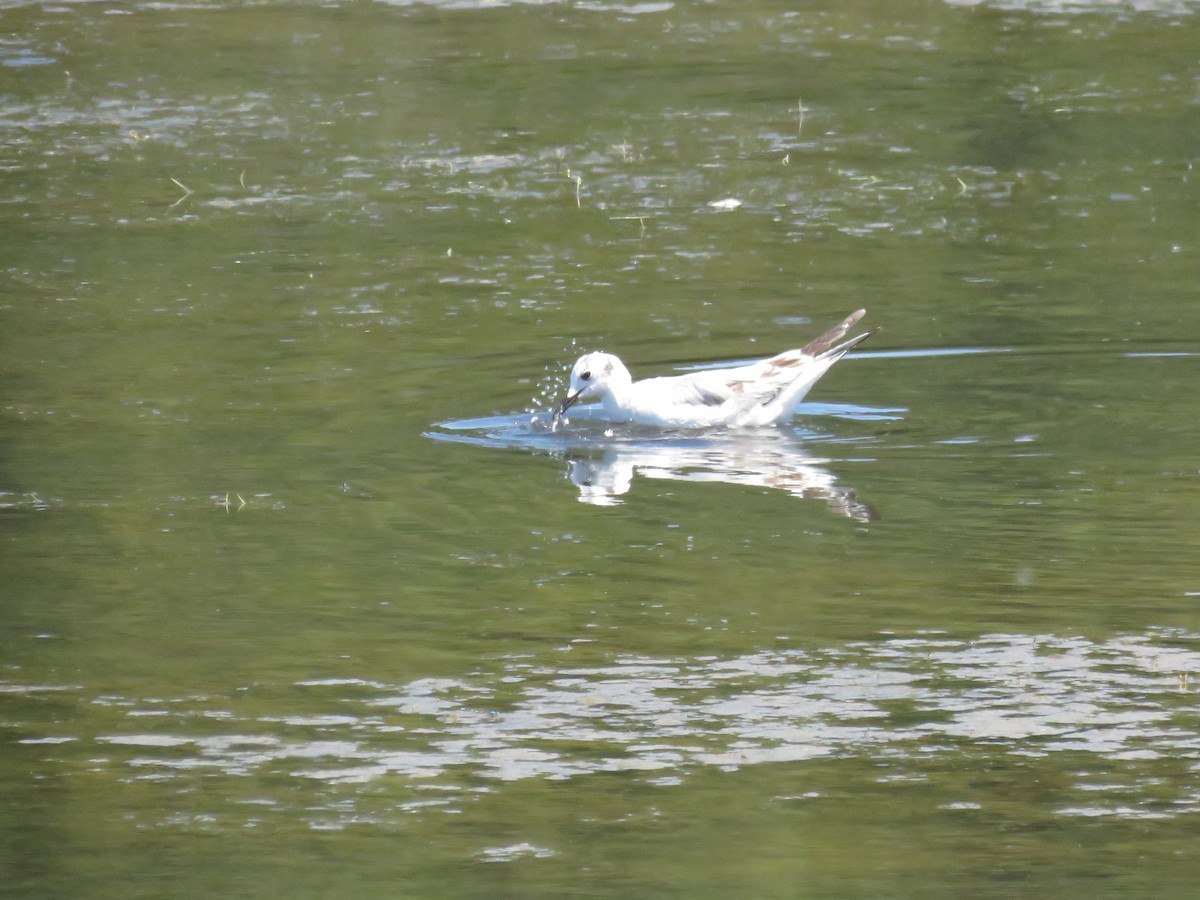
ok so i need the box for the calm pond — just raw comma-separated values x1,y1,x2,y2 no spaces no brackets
3,0,1200,896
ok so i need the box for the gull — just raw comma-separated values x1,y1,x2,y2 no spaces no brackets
553,309,872,428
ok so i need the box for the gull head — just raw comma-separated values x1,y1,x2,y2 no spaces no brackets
553,352,631,421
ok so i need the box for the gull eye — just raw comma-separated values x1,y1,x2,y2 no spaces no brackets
581,370,592,381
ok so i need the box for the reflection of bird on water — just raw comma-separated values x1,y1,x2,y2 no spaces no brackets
564,436,876,522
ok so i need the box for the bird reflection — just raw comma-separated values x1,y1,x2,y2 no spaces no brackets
560,431,875,521
427,408,883,522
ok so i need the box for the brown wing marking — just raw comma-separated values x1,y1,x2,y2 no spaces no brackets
800,309,867,357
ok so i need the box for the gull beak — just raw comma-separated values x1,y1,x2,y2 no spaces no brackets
553,389,583,421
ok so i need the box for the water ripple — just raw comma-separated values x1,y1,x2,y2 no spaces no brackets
67,629,1200,820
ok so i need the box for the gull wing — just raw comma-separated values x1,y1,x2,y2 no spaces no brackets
681,309,872,405
634,371,737,408
697,314,873,412
617,311,872,425
633,356,821,413
801,308,866,357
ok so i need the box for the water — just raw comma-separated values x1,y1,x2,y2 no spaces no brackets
4,0,1200,896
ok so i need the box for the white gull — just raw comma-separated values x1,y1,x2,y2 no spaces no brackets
553,309,873,429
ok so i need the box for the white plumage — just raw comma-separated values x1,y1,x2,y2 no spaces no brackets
554,309,873,428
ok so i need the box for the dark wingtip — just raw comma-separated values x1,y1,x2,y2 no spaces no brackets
819,328,873,360
802,309,869,357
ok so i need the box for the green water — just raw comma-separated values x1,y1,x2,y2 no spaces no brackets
4,0,1200,896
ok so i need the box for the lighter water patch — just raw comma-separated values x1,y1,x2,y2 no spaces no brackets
86,630,1200,822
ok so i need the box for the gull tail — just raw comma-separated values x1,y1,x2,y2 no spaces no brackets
736,310,875,426
802,308,874,360
816,327,875,363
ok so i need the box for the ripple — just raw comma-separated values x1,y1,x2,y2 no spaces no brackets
78,629,1200,820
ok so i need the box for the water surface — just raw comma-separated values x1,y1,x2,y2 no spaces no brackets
4,0,1200,897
